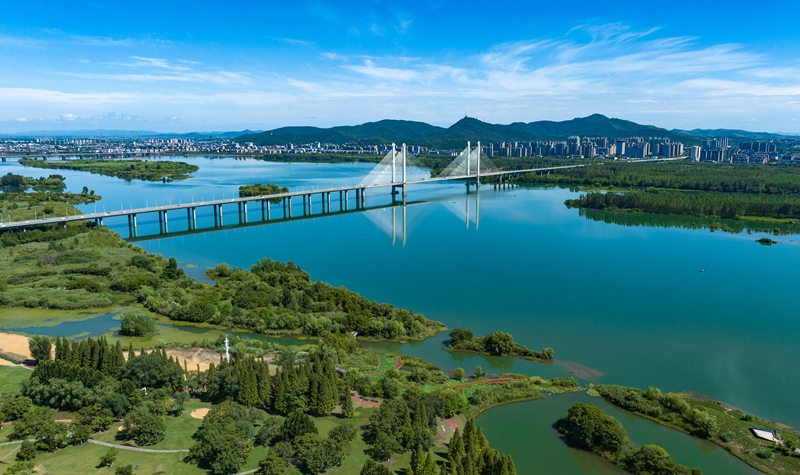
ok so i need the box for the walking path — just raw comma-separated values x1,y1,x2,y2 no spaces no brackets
368,356,404,377
87,439,190,453
0,350,34,369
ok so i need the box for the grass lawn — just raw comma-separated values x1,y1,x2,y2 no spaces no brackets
0,365,31,394
27,442,200,474
95,399,211,451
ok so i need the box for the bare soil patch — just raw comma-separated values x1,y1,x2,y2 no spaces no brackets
166,348,223,372
190,408,210,419
0,332,34,359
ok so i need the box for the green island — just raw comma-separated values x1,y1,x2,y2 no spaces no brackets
0,173,101,222
514,161,800,194
446,328,554,362
557,402,703,475
19,158,199,182
575,207,800,236
564,190,800,223
594,384,800,475
239,184,290,202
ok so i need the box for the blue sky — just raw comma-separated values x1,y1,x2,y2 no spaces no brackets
1,0,800,134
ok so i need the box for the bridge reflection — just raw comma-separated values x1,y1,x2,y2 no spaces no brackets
126,189,487,245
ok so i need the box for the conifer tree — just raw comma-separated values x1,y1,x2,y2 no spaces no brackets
128,343,136,361
341,391,354,418
206,363,217,395
272,369,288,414
423,452,438,475
256,365,271,407
316,376,335,415
448,430,465,465
410,445,426,475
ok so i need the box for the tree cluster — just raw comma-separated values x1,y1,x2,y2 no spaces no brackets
238,183,290,204
448,328,554,359
557,402,702,475
567,190,800,220
118,313,156,336
19,158,199,182
445,418,517,475
595,385,718,438
517,161,800,195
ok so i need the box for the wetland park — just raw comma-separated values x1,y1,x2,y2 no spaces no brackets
1,155,799,475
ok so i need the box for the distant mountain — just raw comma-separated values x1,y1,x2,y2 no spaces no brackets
673,128,800,141
237,119,445,146
415,117,538,149
0,129,159,138
0,129,260,139
507,114,700,145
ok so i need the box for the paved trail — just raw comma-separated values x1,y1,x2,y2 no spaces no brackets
88,439,190,453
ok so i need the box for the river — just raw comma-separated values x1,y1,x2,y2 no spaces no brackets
1,155,794,474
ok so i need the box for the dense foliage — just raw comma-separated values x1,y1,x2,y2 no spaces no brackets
20,158,199,182
557,402,702,475
0,172,67,192
516,161,800,194
596,385,719,438
238,183,290,203
566,190,800,220
448,328,554,360
118,313,156,336
0,225,438,340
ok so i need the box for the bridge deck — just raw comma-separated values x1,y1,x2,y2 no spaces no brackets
0,157,682,230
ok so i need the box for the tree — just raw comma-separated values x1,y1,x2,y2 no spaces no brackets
256,450,287,475
119,313,156,337
411,444,426,475
119,352,183,391
115,465,133,475
28,335,52,362
276,409,317,443
341,392,354,418
474,366,484,378
16,441,37,461
70,423,93,444
360,459,391,475
98,448,118,468
188,401,255,475
557,403,629,455
448,328,474,345
483,332,515,356
123,405,166,446
453,368,465,380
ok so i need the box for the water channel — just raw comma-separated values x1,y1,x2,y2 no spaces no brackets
1,155,795,474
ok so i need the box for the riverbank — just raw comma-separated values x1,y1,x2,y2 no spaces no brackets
0,223,441,343
595,384,800,475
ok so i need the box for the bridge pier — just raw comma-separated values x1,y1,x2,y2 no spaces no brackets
361,188,366,207
132,214,137,235
163,211,168,233
302,195,307,214
287,197,292,217
326,192,330,212
192,208,197,228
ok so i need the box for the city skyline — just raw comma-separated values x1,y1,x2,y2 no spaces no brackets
2,0,800,133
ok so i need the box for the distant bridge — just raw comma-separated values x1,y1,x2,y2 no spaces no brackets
0,142,684,234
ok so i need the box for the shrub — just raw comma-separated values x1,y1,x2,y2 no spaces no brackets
119,313,156,336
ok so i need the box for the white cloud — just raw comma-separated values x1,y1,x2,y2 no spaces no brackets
15,118,28,122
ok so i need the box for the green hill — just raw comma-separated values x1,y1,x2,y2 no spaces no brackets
236,119,444,146
415,117,538,149
673,128,800,141
235,115,703,149
506,114,700,145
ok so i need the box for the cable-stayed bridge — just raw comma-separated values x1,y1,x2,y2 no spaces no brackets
0,142,682,234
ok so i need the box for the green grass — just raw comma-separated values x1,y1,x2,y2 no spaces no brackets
26,442,198,474
0,365,32,394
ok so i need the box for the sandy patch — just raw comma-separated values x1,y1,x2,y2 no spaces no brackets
166,348,224,372
185,264,198,268
0,358,14,366
0,332,34,359
190,408,210,419
118,425,124,432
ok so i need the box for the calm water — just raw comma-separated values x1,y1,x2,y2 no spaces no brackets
3,156,798,474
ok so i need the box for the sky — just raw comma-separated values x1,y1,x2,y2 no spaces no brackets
1,0,800,134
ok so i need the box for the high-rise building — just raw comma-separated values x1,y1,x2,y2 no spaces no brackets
690,146,701,162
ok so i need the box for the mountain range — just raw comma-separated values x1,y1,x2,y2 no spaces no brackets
4,116,799,145
237,114,702,149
